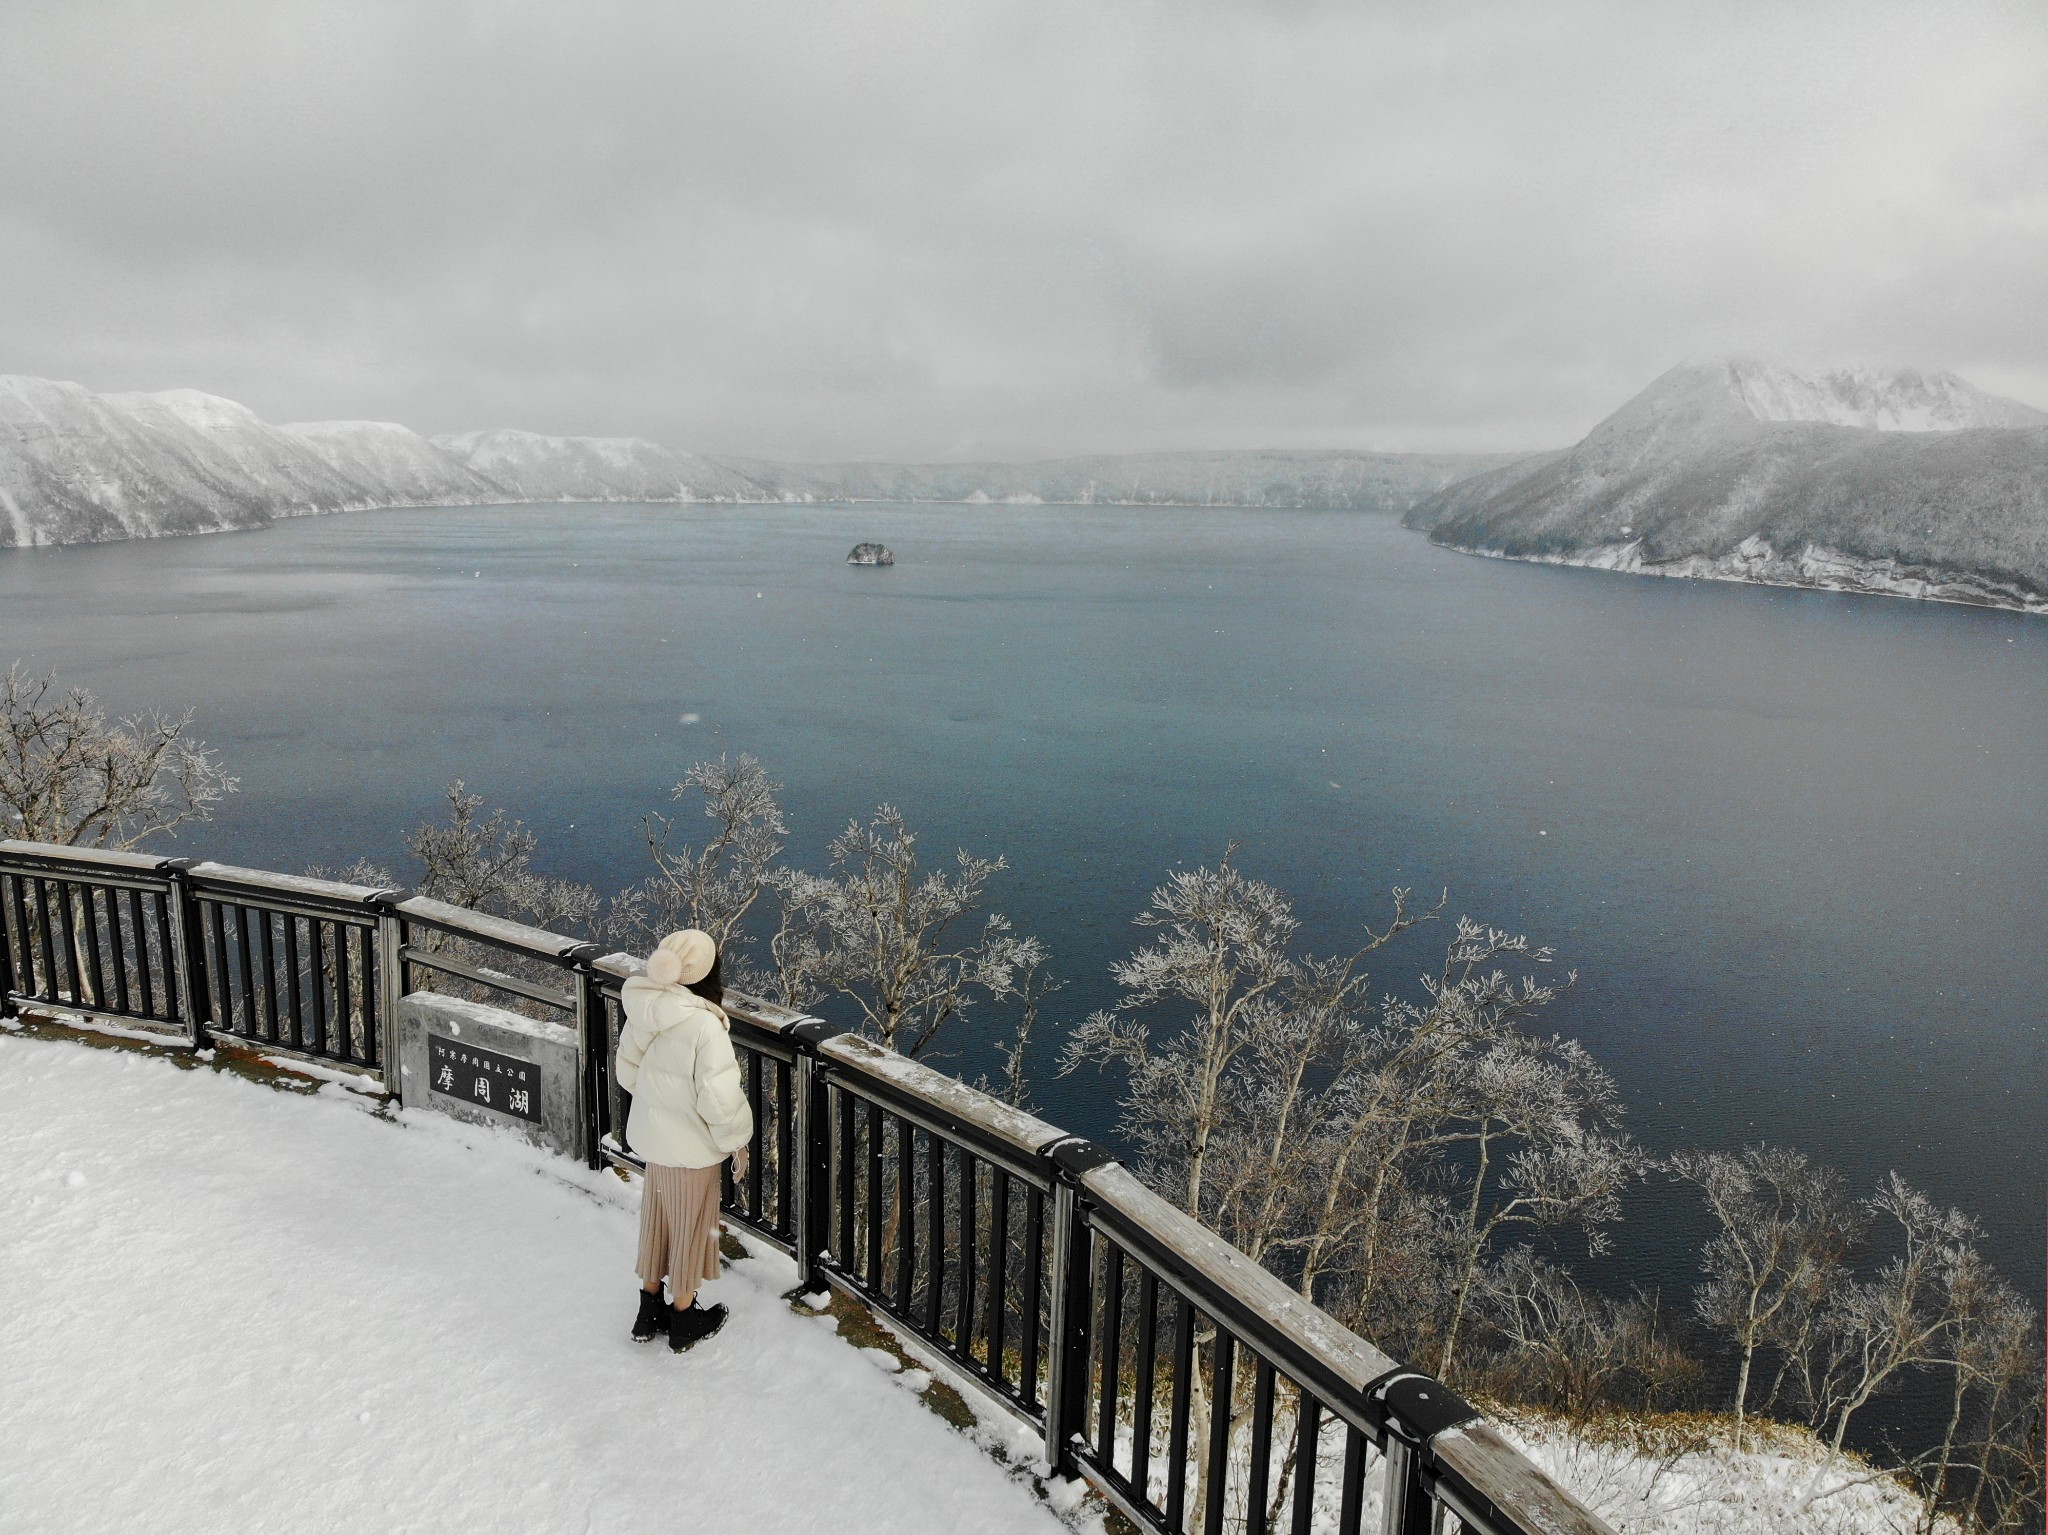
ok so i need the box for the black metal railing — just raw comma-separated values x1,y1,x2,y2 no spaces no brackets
0,837,1613,1535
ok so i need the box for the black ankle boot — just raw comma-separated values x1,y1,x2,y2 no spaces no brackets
668,1300,728,1352
632,1288,668,1343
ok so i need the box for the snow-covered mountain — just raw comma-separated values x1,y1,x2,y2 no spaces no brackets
1724,359,2046,431
0,377,357,546
435,429,764,503
0,372,1521,547
721,449,1523,512
280,419,504,507
1406,360,2048,612
0,376,776,547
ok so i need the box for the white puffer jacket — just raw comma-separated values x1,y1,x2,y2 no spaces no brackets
615,976,754,1169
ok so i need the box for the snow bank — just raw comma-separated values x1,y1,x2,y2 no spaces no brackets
1492,1411,1950,1535
0,1034,1068,1535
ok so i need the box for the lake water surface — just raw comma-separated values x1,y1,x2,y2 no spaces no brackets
2,502,2041,1302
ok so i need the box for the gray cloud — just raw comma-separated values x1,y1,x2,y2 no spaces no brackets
2,0,2043,458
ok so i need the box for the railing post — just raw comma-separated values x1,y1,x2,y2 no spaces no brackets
160,858,211,1048
1371,1371,1478,1535
785,1017,848,1297
0,873,16,1020
369,892,407,1096
1042,1136,1117,1481
568,945,605,1171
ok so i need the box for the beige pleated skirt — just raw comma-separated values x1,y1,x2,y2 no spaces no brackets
635,1161,724,1295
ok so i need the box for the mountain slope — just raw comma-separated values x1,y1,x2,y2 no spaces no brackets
720,448,1523,511
0,377,366,546
1406,360,2048,612
0,373,1521,547
280,420,504,507
433,429,765,503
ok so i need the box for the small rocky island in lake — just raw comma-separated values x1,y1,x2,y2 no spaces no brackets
847,542,895,566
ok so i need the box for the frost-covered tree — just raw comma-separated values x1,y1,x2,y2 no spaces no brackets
1469,1250,1698,1416
1928,1248,2040,1532
1060,851,1312,1220
1810,1174,1979,1457
614,754,787,963
1301,920,1575,1357
771,805,1044,1059
1426,1025,1638,1378
405,779,598,934
0,663,236,848
1669,1143,1860,1447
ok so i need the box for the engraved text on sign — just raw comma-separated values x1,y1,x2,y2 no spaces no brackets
428,1034,542,1124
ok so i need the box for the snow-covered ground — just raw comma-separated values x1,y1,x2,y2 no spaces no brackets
0,1030,1070,1535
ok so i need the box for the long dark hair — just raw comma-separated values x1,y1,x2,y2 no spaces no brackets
686,952,724,1009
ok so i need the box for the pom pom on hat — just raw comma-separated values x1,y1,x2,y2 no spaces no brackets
647,928,715,987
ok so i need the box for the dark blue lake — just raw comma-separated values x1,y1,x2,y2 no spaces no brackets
3,502,2041,1305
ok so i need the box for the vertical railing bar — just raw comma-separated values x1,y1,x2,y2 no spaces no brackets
335,922,356,1062
281,914,305,1051
128,888,153,1019
1020,1185,1045,1412
895,1114,916,1314
774,1058,793,1237
959,1152,979,1357
1132,1267,1160,1508
572,954,604,1170
161,865,206,1047
1202,1329,1237,1535
207,900,232,1030
54,878,81,1004
105,885,132,1015
1289,1396,1322,1535
1246,1358,1277,1535
987,1165,1010,1391
1043,1175,1093,1480
0,875,16,1016
1337,1423,1368,1535
924,1129,946,1337
864,1098,884,1288
1165,1292,1196,1530
79,883,106,1009
233,903,256,1038
746,1050,765,1218
10,873,39,999
308,918,332,1056
154,888,181,1027
375,905,404,1086
1095,1240,1125,1468
835,1086,856,1268
32,877,58,1000
253,907,279,1042
792,1044,828,1293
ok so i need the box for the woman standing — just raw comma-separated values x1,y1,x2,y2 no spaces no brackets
615,929,755,1350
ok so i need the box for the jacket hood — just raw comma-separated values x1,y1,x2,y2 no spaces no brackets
620,974,728,1034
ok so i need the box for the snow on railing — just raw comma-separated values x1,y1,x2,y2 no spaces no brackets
0,837,1614,1535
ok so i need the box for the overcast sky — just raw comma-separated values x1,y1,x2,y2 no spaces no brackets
2,1,2044,460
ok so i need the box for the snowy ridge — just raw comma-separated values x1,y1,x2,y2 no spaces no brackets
279,419,505,508
1406,360,2048,613
1720,359,2047,432
720,448,1522,512
432,427,764,503
0,373,1519,547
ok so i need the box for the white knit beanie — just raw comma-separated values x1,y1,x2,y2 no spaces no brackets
646,928,716,988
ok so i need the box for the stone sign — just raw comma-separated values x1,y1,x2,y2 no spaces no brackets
428,1034,542,1123
396,992,583,1160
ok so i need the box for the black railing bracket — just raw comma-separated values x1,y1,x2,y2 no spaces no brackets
1374,1369,1480,1442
